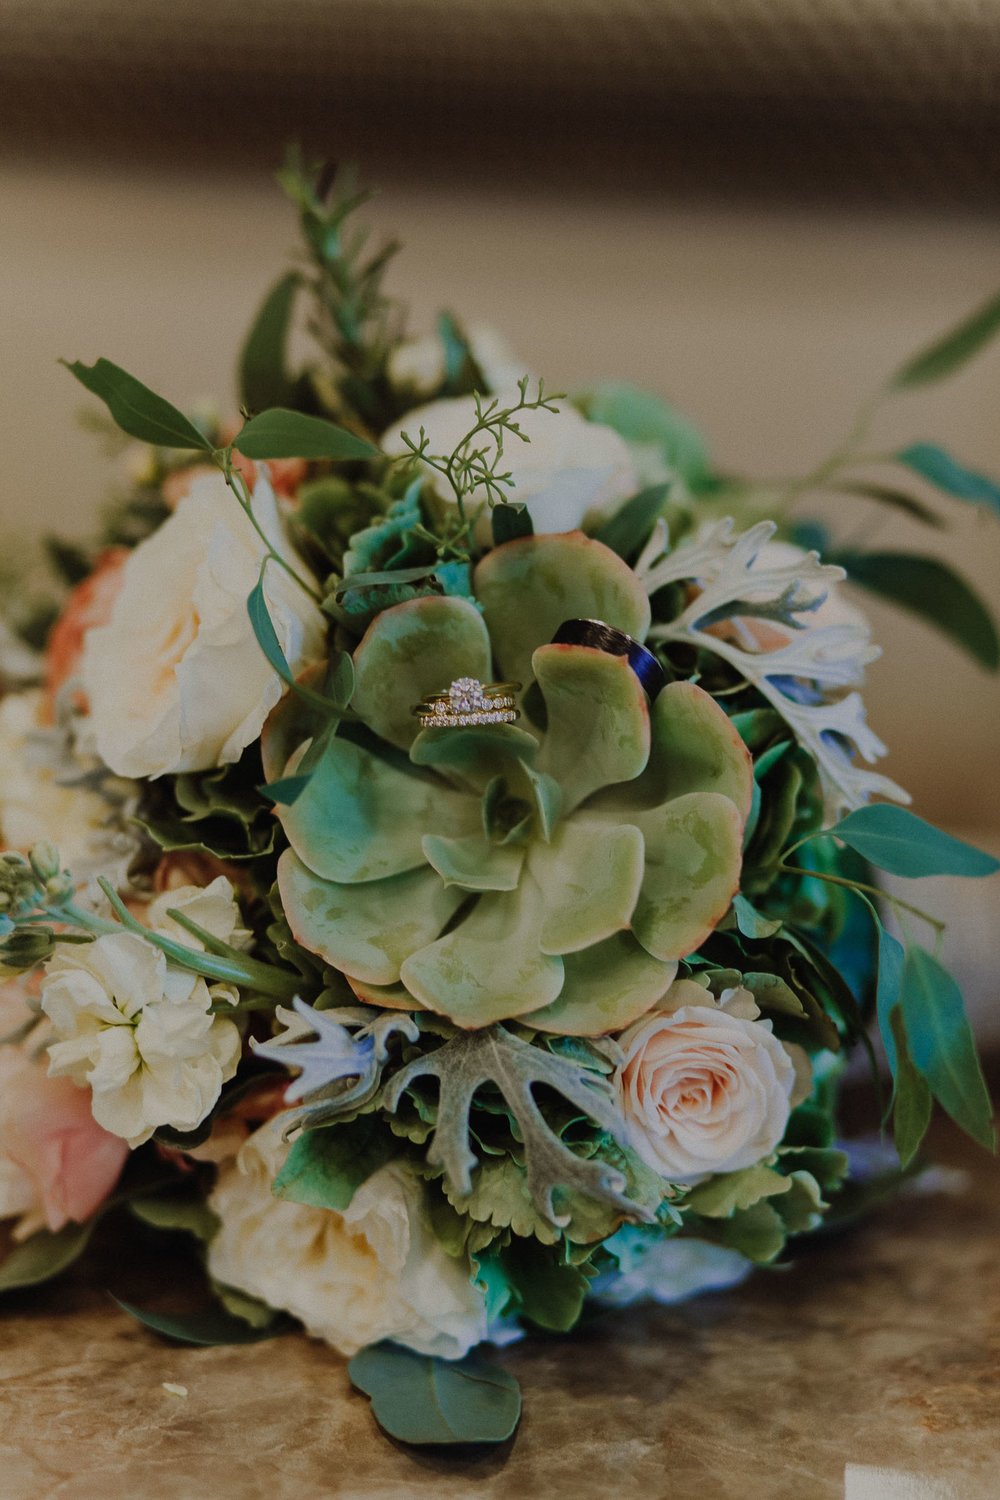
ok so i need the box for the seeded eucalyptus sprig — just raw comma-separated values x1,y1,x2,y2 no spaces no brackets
396,377,564,558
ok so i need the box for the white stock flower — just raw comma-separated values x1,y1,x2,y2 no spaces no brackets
615,979,803,1182
382,395,638,534
80,470,325,778
0,690,125,880
207,1116,488,1360
40,879,244,1147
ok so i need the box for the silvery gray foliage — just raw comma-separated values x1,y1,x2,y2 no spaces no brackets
637,518,908,814
382,1024,655,1229
252,997,419,1131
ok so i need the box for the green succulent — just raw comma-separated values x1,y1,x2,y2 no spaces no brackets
268,532,753,1035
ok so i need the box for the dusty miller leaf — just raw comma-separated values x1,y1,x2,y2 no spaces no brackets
638,518,908,815
381,1024,655,1229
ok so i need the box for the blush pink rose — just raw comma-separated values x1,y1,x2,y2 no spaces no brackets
43,547,129,720
615,981,799,1182
0,1049,128,1235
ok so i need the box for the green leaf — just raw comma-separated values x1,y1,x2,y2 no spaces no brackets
896,444,1000,517
0,1219,95,1293
260,774,313,806
828,805,1000,878
833,551,999,669
129,1191,220,1243
732,894,782,939
491,502,533,546
272,1115,397,1211
348,1342,521,1447
874,920,905,1077
686,1163,792,1218
236,408,378,461
247,569,336,716
499,1237,592,1330
828,483,946,529
239,271,301,412
888,1007,932,1167
899,946,995,1150
112,1296,292,1346
890,289,1000,389
593,483,670,561
61,357,213,450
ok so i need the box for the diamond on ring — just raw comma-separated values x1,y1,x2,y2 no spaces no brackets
413,677,521,729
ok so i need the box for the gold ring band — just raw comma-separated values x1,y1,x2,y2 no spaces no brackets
413,677,521,729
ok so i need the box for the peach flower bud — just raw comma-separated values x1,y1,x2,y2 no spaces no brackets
43,547,128,719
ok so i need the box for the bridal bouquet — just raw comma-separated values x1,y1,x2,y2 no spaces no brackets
2,158,997,1448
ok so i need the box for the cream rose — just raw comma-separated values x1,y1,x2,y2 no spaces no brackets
207,1116,488,1359
381,394,638,534
615,980,805,1182
80,470,325,778
41,879,244,1147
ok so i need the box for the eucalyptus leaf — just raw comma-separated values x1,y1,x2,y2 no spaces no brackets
874,920,905,1078
492,502,533,546
731,894,782,939
348,1341,521,1446
896,443,1000,516
828,482,945,529
890,289,1000,389
827,805,1000,878
888,1007,932,1167
61,358,213,450
899,946,995,1149
0,1219,95,1293
239,271,301,412
593,484,670,562
112,1295,292,1346
236,408,378,461
832,551,999,670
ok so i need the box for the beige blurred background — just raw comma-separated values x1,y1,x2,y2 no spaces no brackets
2,0,999,848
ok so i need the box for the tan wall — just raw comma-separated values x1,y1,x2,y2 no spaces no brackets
2,158,999,828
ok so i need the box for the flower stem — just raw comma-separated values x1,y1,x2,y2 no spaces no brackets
776,863,946,936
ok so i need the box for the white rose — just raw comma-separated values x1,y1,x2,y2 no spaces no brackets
388,325,528,397
382,395,638,534
41,878,244,1146
80,470,325,778
615,979,804,1182
207,1116,488,1360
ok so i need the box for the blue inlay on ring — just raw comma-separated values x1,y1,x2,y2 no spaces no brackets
550,618,666,701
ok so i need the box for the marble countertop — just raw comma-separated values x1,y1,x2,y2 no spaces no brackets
2,1115,998,1500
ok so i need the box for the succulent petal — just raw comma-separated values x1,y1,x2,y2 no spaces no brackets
278,734,476,882
533,645,650,813
523,935,678,1036
400,879,564,1027
528,819,644,955
630,792,745,961
351,594,492,751
475,531,651,688
277,850,464,986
